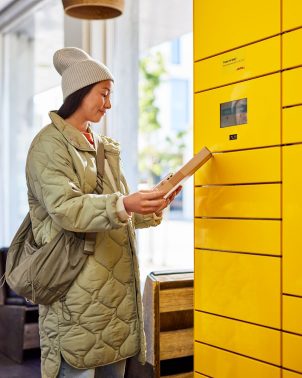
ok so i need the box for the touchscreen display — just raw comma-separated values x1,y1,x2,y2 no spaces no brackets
220,98,247,128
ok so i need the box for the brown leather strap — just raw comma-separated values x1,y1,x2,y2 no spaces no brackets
84,233,97,255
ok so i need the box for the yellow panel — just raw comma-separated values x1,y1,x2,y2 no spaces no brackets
194,0,280,61
194,218,281,256
283,295,302,334
194,342,280,378
283,333,302,373
283,0,302,31
195,184,281,219
195,147,281,185
283,106,302,144
283,145,302,296
194,311,280,365
283,28,302,69
283,370,302,378
194,74,281,152
194,250,281,327
283,67,302,107
195,36,281,92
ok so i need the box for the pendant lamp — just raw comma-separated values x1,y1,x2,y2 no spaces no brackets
62,0,124,20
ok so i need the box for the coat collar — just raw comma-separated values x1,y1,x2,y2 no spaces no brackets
48,111,121,156
49,111,96,152
99,135,120,155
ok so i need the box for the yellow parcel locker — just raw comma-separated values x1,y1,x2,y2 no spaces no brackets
283,370,302,378
283,145,302,296
195,184,281,219
194,250,281,328
195,147,281,185
194,342,280,378
283,28,302,70
195,311,280,364
194,218,281,256
194,74,281,152
283,106,302,144
283,295,302,335
195,36,281,92
283,332,302,373
283,67,302,107
194,0,280,61
283,0,302,31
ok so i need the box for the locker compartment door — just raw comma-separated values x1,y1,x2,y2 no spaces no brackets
283,0,302,31
283,371,302,378
195,311,280,365
194,74,281,152
283,67,302,107
194,218,281,256
283,295,302,335
283,106,302,144
195,184,281,219
194,0,280,61
283,145,302,296
195,342,281,378
283,333,302,373
283,28,302,69
195,36,280,92
195,147,281,185
194,250,281,328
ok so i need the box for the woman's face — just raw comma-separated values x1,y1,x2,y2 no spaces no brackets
80,80,113,123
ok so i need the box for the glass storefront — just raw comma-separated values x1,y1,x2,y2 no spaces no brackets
137,0,193,273
0,0,193,276
0,0,64,245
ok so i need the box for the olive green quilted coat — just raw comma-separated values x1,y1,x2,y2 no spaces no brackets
25,112,161,378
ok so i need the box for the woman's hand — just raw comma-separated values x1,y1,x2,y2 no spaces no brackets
123,190,167,215
166,185,182,203
155,186,183,216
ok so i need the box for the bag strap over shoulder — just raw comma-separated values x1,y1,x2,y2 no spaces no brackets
96,140,105,178
83,135,105,255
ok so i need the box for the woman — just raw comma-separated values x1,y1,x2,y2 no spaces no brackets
25,47,180,378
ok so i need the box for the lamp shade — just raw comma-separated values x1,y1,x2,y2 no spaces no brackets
62,0,125,20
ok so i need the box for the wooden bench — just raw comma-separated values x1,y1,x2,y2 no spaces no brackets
126,270,194,378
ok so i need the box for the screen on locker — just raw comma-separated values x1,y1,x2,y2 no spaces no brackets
220,98,247,128
194,73,281,153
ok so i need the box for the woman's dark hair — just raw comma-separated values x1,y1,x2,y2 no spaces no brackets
57,82,97,119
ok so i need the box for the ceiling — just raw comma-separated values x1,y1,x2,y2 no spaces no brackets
0,0,193,51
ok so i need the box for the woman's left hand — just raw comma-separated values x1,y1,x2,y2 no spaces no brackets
155,186,183,216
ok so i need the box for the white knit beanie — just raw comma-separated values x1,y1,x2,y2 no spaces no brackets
53,47,114,101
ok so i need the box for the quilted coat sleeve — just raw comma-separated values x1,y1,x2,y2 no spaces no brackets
133,212,162,229
26,134,127,233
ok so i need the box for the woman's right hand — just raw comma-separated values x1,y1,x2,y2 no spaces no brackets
123,190,166,215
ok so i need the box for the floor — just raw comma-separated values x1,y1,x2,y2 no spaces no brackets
0,350,41,378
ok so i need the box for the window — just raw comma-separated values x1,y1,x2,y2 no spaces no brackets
0,0,63,245
171,78,189,131
138,0,193,274
171,38,181,64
